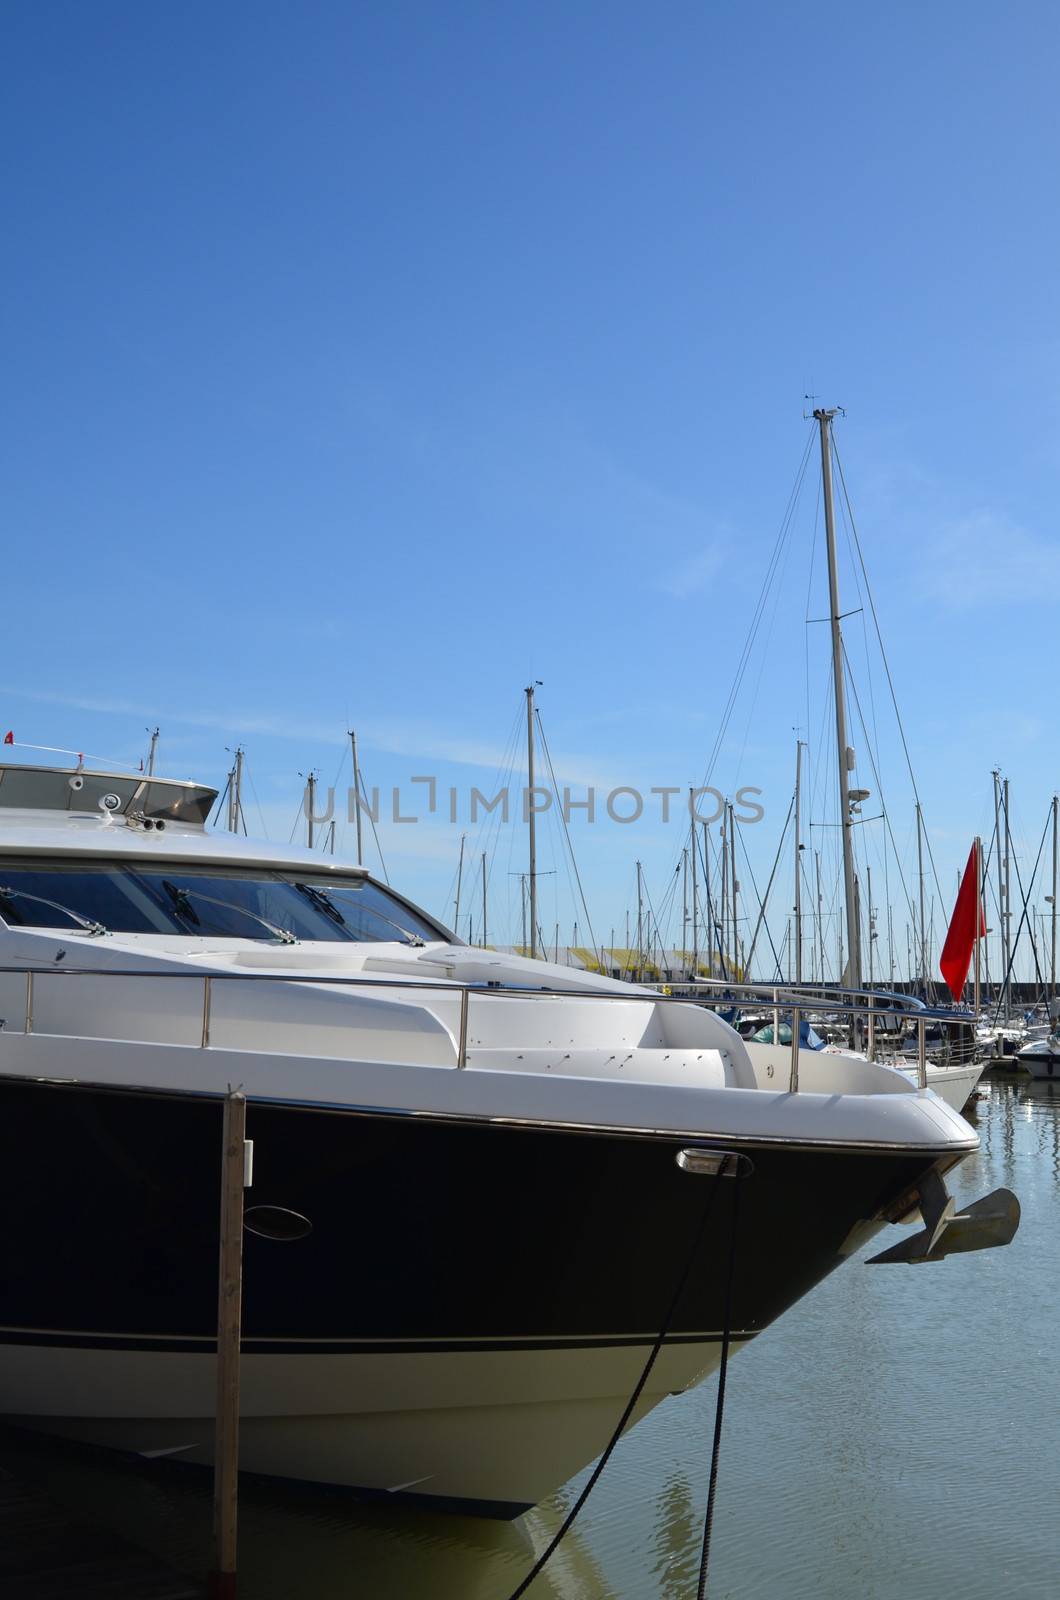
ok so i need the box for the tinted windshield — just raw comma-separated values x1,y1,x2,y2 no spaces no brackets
0,859,451,944
292,876,444,944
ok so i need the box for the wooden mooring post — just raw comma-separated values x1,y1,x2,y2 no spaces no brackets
210,1089,251,1600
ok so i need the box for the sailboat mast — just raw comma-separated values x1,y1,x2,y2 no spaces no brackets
866,863,874,986
815,849,824,984
814,408,861,990
916,801,927,993
729,800,738,978
974,835,982,1016
453,833,465,935
147,727,160,776
636,860,644,971
703,823,714,976
526,685,538,959
794,739,804,983
992,769,1002,1013
227,747,244,834
306,772,316,850
690,794,699,974
1011,774,1018,1011
720,810,729,977
1052,795,1058,1005
685,851,694,972
348,730,364,866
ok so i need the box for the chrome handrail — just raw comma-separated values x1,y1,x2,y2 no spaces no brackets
201,973,212,1049
457,985,469,1070
682,976,930,1013
0,963,949,1091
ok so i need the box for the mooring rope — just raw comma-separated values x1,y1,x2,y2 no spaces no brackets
695,1156,746,1599
501,1153,747,1600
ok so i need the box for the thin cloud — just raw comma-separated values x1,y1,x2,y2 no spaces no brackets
0,684,344,747
916,510,1060,610
0,682,619,790
653,540,728,598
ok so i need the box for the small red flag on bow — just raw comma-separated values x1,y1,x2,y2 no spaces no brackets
3,731,13,745
939,840,986,1002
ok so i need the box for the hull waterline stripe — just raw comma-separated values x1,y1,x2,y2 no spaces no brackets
0,1327,757,1355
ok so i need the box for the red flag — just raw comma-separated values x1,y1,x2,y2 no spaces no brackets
2,731,12,745
939,840,986,1002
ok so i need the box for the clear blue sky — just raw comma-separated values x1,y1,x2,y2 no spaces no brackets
3,2,1059,979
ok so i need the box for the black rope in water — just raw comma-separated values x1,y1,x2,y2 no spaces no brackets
696,1158,745,1600
500,1156,741,1600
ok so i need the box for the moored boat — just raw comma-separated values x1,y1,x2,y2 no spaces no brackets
1015,1033,1060,1080
0,761,1017,1515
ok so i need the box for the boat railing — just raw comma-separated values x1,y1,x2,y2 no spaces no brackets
1,964,935,1094
678,977,928,1012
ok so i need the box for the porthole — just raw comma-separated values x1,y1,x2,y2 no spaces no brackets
244,1205,313,1242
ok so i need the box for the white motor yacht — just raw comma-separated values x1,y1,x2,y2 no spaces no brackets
0,762,1018,1516
1016,1032,1060,1079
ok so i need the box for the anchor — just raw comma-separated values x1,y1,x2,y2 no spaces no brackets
867,1168,1020,1265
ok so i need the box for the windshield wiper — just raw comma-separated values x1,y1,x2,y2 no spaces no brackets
295,881,347,927
0,886,107,936
161,881,297,945
294,882,424,946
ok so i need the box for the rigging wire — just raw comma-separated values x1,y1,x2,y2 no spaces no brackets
211,773,232,832
832,450,894,969
287,786,303,845
534,710,599,961
1006,793,1046,995
534,710,602,962
695,823,724,975
740,797,793,979
656,863,683,955
992,803,1050,1017
841,640,917,932
732,479,808,790
640,871,666,970
464,699,523,940
242,755,269,841
698,429,816,793
831,435,946,911
356,761,389,884
803,469,823,764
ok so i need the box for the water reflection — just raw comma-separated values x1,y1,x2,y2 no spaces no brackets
649,1471,697,1599
0,1427,614,1599
3,1080,1057,1599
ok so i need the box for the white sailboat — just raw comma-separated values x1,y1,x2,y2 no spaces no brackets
729,409,985,1111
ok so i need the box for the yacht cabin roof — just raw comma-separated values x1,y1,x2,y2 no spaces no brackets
0,762,368,875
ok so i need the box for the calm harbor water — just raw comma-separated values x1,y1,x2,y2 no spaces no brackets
3,1077,1058,1599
